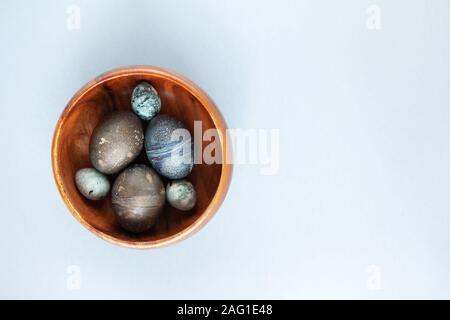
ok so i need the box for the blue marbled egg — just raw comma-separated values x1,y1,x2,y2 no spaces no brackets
145,115,193,179
75,168,110,200
131,81,161,120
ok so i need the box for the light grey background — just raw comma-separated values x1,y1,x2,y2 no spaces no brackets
0,0,449,299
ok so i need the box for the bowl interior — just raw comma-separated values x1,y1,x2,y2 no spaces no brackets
54,71,223,245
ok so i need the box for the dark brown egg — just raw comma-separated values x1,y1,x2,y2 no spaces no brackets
89,110,143,175
111,164,165,233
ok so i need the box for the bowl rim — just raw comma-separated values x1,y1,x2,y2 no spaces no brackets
51,65,233,249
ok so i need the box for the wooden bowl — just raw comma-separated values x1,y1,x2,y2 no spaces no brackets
52,66,232,248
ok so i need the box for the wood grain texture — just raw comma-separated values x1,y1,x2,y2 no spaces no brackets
52,66,232,248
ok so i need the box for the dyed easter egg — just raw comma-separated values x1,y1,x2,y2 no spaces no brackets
75,168,110,200
166,180,197,211
145,115,193,179
131,81,161,120
111,164,165,233
90,110,144,175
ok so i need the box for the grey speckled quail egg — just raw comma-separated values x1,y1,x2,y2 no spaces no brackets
131,81,161,121
166,179,197,211
75,168,110,200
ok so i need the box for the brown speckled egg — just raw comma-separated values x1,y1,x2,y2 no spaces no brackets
89,110,143,175
111,164,165,233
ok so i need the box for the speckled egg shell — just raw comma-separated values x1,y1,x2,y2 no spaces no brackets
90,110,144,175
166,180,197,211
75,168,110,200
111,164,165,233
131,82,161,121
145,115,193,179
